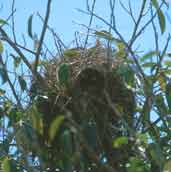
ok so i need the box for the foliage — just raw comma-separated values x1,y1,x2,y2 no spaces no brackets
0,0,171,172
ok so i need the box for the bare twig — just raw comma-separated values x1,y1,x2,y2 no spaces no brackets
131,1,165,46
0,54,22,108
119,0,136,24
150,3,159,59
129,0,147,47
84,0,97,49
34,0,52,73
0,30,33,72
154,34,171,78
37,12,66,52
15,43,36,55
11,0,17,43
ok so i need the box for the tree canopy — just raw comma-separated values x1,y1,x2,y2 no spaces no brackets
0,0,171,172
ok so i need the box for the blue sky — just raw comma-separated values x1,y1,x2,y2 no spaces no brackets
0,0,171,73
2,0,170,51
1,0,171,89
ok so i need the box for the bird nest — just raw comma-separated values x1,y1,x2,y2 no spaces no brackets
28,44,136,170
35,45,135,124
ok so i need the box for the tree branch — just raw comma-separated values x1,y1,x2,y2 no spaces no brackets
34,0,52,73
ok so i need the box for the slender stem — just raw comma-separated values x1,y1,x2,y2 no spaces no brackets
34,0,52,73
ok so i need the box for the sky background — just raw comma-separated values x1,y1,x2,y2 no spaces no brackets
1,0,171,53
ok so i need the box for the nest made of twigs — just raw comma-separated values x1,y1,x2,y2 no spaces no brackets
37,45,135,122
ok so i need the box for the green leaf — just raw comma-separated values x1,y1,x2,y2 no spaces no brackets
13,57,21,68
116,64,134,86
63,49,80,58
94,30,121,43
2,157,18,172
116,41,125,51
164,60,171,67
0,67,8,84
163,160,171,172
142,62,156,68
61,130,73,156
152,0,166,34
136,133,148,145
15,123,39,153
158,9,166,34
166,81,171,111
94,30,114,41
94,30,126,55
28,14,34,39
0,88,5,95
155,94,168,115
149,143,164,168
28,105,43,135
18,76,27,91
113,136,128,148
0,19,8,25
140,51,159,62
2,157,11,172
49,115,65,141
58,63,70,85
83,122,97,149
157,73,167,91
127,157,150,172
115,49,126,58
8,107,22,125
0,41,4,54
152,0,158,8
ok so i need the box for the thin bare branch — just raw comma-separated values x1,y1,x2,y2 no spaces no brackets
0,54,22,108
11,0,17,43
129,0,147,47
119,0,136,24
84,0,97,49
132,1,165,46
0,29,33,71
34,0,52,73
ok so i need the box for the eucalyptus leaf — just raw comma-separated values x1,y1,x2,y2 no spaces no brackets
61,130,73,156
58,63,70,86
0,41,4,54
18,76,27,91
166,81,171,111
28,105,43,135
152,0,166,34
94,30,114,41
2,157,11,172
140,51,159,62
158,9,166,34
28,14,34,39
0,88,5,95
142,62,156,68
63,49,80,58
49,115,65,141
13,57,21,68
163,160,171,172
83,122,97,149
113,136,128,148
0,67,8,84
0,19,8,25
2,157,18,172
